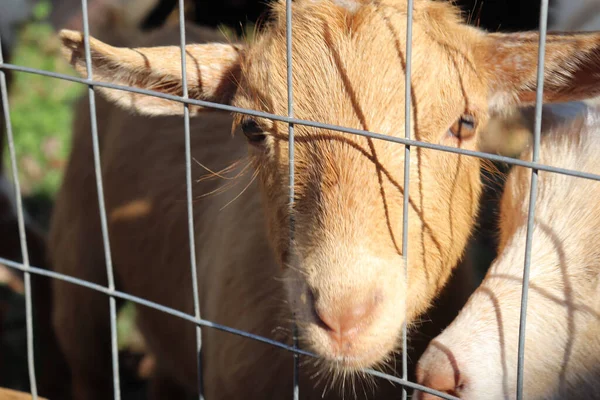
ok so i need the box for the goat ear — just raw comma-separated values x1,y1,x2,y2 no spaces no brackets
481,31,600,110
59,29,244,116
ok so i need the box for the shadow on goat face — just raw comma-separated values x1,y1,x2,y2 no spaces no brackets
60,0,600,373
231,0,487,370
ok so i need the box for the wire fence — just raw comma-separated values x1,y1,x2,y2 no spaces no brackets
2,0,600,399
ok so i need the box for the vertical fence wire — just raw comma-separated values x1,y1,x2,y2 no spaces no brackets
80,0,121,398
516,0,549,398
177,1,205,398
285,0,299,398
401,1,414,399
0,36,38,400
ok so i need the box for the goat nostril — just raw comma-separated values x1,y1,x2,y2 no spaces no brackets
314,305,340,333
312,296,376,337
308,290,334,332
420,370,463,399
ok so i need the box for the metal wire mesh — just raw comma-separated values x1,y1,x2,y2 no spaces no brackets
516,0,549,397
401,2,414,399
285,1,300,399
0,0,594,399
79,0,121,397
0,31,37,400
176,0,205,398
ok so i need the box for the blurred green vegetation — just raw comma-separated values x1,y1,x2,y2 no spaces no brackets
6,0,83,198
118,301,142,351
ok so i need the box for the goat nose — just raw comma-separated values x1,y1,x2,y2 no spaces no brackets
416,369,461,400
314,297,376,337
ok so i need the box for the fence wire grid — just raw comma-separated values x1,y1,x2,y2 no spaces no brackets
1,0,599,399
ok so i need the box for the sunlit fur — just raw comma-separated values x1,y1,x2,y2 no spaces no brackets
52,0,600,398
479,0,600,159
415,104,600,400
233,0,487,372
549,0,600,109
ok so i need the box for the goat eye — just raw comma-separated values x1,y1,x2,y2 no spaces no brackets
241,119,266,144
449,114,477,140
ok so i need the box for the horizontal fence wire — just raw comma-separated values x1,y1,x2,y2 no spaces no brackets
0,256,460,400
1,64,598,183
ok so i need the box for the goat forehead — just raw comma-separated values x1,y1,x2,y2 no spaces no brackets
237,0,480,129
291,140,407,242
295,138,402,189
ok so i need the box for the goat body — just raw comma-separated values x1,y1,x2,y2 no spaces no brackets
51,0,600,398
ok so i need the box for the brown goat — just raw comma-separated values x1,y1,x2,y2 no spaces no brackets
415,102,600,399
52,0,600,398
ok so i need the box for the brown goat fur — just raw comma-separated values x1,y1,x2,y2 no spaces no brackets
51,0,600,398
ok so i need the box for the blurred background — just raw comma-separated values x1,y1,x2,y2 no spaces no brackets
0,0,550,398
